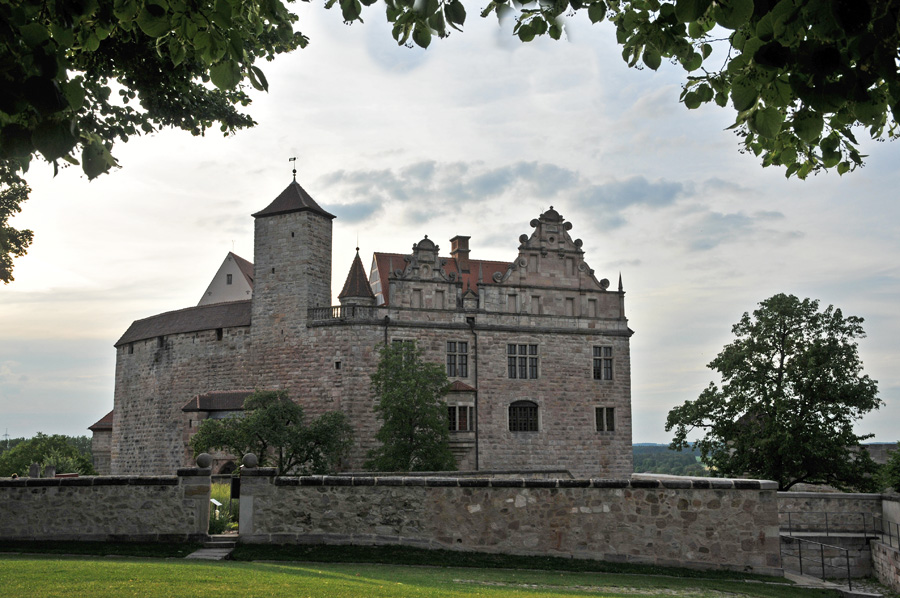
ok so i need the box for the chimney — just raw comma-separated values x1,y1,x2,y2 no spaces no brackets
450,235,470,273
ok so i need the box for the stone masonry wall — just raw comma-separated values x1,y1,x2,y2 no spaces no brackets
777,492,883,533
239,472,781,575
0,468,210,542
305,307,632,478
111,326,251,475
873,541,900,593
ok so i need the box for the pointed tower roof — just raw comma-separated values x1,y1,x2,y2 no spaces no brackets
252,180,335,220
339,249,375,300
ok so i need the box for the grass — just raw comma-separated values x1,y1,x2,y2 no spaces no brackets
0,556,841,598
231,543,783,582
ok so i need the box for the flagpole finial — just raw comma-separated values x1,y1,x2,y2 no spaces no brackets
289,157,297,181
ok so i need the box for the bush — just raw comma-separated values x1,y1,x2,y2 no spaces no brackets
208,482,239,534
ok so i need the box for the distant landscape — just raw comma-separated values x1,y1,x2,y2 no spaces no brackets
632,444,711,477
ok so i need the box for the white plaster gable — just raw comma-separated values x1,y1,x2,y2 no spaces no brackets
198,252,254,306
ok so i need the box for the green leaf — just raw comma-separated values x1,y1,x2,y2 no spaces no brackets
209,60,241,90
82,141,116,179
340,0,362,22
753,106,784,138
588,2,607,24
674,0,711,22
137,3,170,38
683,52,702,71
643,47,661,70
412,22,431,48
19,23,50,48
793,110,824,143
446,0,466,26
33,120,77,162
714,0,753,30
731,78,758,111
113,0,139,22
517,23,535,42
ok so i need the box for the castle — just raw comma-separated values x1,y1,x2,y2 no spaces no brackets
91,178,634,477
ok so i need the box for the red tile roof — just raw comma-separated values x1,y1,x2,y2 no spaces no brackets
229,251,254,288
371,252,511,306
252,180,335,220
338,250,375,299
115,300,251,346
182,390,254,412
88,410,114,431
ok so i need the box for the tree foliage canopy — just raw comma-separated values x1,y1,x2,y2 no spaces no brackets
3,0,898,282
881,443,900,492
0,0,306,282
666,293,882,491
0,433,95,477
365,342,457,472
190,390,354,474
367,0,899,180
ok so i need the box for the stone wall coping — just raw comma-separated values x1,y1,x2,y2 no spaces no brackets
778,492,883,500
176,468,212,477
264,475,776,490
338,469,572,477
0,476,179,488
240,467,278,477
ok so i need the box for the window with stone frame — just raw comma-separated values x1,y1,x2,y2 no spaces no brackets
593,346,613,380
595,406,616,432
391,339,415,361
448,405,474,432
509,400,539,432
446,341,469,378
507,344,539,379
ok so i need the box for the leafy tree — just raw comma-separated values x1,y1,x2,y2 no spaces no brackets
190,390,353,474
880,443,900,492
666,293,882,491
0,433,95,476
365,0,899,180
365,342,457,472
0,0,306,281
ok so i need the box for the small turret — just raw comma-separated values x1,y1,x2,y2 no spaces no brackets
339,249,376,306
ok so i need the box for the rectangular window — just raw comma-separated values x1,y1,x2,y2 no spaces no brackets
448,405,474,431
411,289,423,308
392,339,415,361
595,407,616,432
446,341,468,377
216,328,223,341
588,299,598,317
593,346,613,380
508,344,538,379
566,257,575,276
226,273,233,285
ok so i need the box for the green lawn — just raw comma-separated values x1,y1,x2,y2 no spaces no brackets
0,556,840,598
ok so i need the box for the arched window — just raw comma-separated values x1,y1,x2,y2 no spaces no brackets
509,400,538,432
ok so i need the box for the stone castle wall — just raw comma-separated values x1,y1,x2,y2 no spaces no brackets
239,471,782,575
873,541,900,593
112,326,251,474
0,469,210,542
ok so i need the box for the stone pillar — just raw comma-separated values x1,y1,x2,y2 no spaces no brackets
28,463,39,478
176,465,212,539
238,454,276,542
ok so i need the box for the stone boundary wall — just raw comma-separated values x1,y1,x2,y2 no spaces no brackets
239,471,782,575
780,534,873,578
0,468,211,542
873,541,900,593
777,492,883,533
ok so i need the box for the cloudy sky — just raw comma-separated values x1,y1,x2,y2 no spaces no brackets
2,6,898,446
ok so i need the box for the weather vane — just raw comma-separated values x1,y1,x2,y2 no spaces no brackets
289,156,297,181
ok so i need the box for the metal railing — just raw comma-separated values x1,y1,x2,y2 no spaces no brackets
780,536,854,591
781,510,878,537
874,515,900,549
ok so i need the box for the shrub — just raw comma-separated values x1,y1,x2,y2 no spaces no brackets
208,482,239,534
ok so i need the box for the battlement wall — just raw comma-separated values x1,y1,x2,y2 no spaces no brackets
0,469,210,542
239,472,781,575
112,326,251,475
